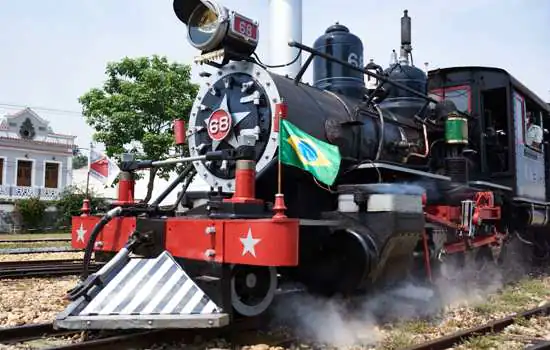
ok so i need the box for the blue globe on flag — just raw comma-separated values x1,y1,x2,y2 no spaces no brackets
297,140,318,162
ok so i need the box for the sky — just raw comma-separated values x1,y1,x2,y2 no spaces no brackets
0,0,548,152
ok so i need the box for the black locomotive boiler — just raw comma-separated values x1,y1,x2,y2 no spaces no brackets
54,0,550,331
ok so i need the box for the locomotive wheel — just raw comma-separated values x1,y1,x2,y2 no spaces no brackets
230,265,277,317
304,229,373,296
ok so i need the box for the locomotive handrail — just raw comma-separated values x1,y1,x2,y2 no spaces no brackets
288,41,440,105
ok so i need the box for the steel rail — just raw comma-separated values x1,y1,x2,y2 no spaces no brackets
0,323,76,344
0,260,103,279
41,315,273,349
403,303,550,350
0,307,297,349
43,330,173,350
0,247,81,255
0,259,84,268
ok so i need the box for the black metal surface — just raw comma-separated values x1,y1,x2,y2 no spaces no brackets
289,40,438,104
312,23,365,98
133,219,166,258
271,74,415,164
379,63,428,120
193,72,272,179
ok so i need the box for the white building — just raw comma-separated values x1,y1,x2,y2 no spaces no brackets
0,108,76,201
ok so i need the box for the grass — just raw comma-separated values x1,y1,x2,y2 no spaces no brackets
380,331,415,350
378,275,550,349
473,277,549,315
0,232,70,240
0,241,72,249
459,333,525,350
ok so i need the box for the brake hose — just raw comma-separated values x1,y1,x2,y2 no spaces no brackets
80,206,123,280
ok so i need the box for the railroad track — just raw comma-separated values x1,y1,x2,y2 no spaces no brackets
405,302,550,350
0,322,77,344
0,316,293,350
0,259,103,279
0,247,81,255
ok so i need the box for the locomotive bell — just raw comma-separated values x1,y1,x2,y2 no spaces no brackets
173,0,259,57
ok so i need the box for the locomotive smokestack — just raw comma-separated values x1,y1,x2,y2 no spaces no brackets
399,9,412,66
268,0,303,78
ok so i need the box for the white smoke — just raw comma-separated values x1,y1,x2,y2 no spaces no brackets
271,240,532,348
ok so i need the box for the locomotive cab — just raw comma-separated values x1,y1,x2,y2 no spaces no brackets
429,66,550,231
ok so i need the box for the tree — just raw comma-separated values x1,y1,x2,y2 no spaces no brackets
72,154,88,169
79,55,199,203
55,186,107,228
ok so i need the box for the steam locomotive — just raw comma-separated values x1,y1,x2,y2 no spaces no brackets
54,0,550,331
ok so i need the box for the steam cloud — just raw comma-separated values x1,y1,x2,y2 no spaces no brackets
270,241,531,348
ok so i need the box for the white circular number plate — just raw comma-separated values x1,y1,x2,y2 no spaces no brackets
207,109,232,141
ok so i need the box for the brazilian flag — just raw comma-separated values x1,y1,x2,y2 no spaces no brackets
279,119,341,186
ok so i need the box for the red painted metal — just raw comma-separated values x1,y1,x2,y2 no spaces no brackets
116,177,135,205
272,193,288,220
80,199,91,216
273,102,287,132
165,217,299,266
425,191,503,255
174,119,186,145
443,234,501,254
71,216,136,251
422,230,432,282
224,160,263,204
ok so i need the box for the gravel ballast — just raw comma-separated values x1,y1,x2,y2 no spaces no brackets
0,276,78,327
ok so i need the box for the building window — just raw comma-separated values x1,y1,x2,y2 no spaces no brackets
0,158,4,185
45,162,60,188
16,160,33,187
429,85,472,113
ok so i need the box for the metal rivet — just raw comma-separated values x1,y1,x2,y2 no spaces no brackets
205,249,216,258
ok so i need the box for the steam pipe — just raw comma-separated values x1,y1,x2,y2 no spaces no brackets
401,10,411,46
399,10,412,65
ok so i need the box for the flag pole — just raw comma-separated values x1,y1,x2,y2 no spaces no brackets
85,142,92,199
81,142,92,216
273,101,287,220
277,134,282,194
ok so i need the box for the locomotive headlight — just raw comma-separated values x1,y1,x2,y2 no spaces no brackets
173,0,259,59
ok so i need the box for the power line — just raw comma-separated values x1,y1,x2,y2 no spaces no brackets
0,102,83,117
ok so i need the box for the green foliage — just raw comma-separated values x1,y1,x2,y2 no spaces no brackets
54,186,108,228
13,197,47,232
78,55,199,202
72,154,88,169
